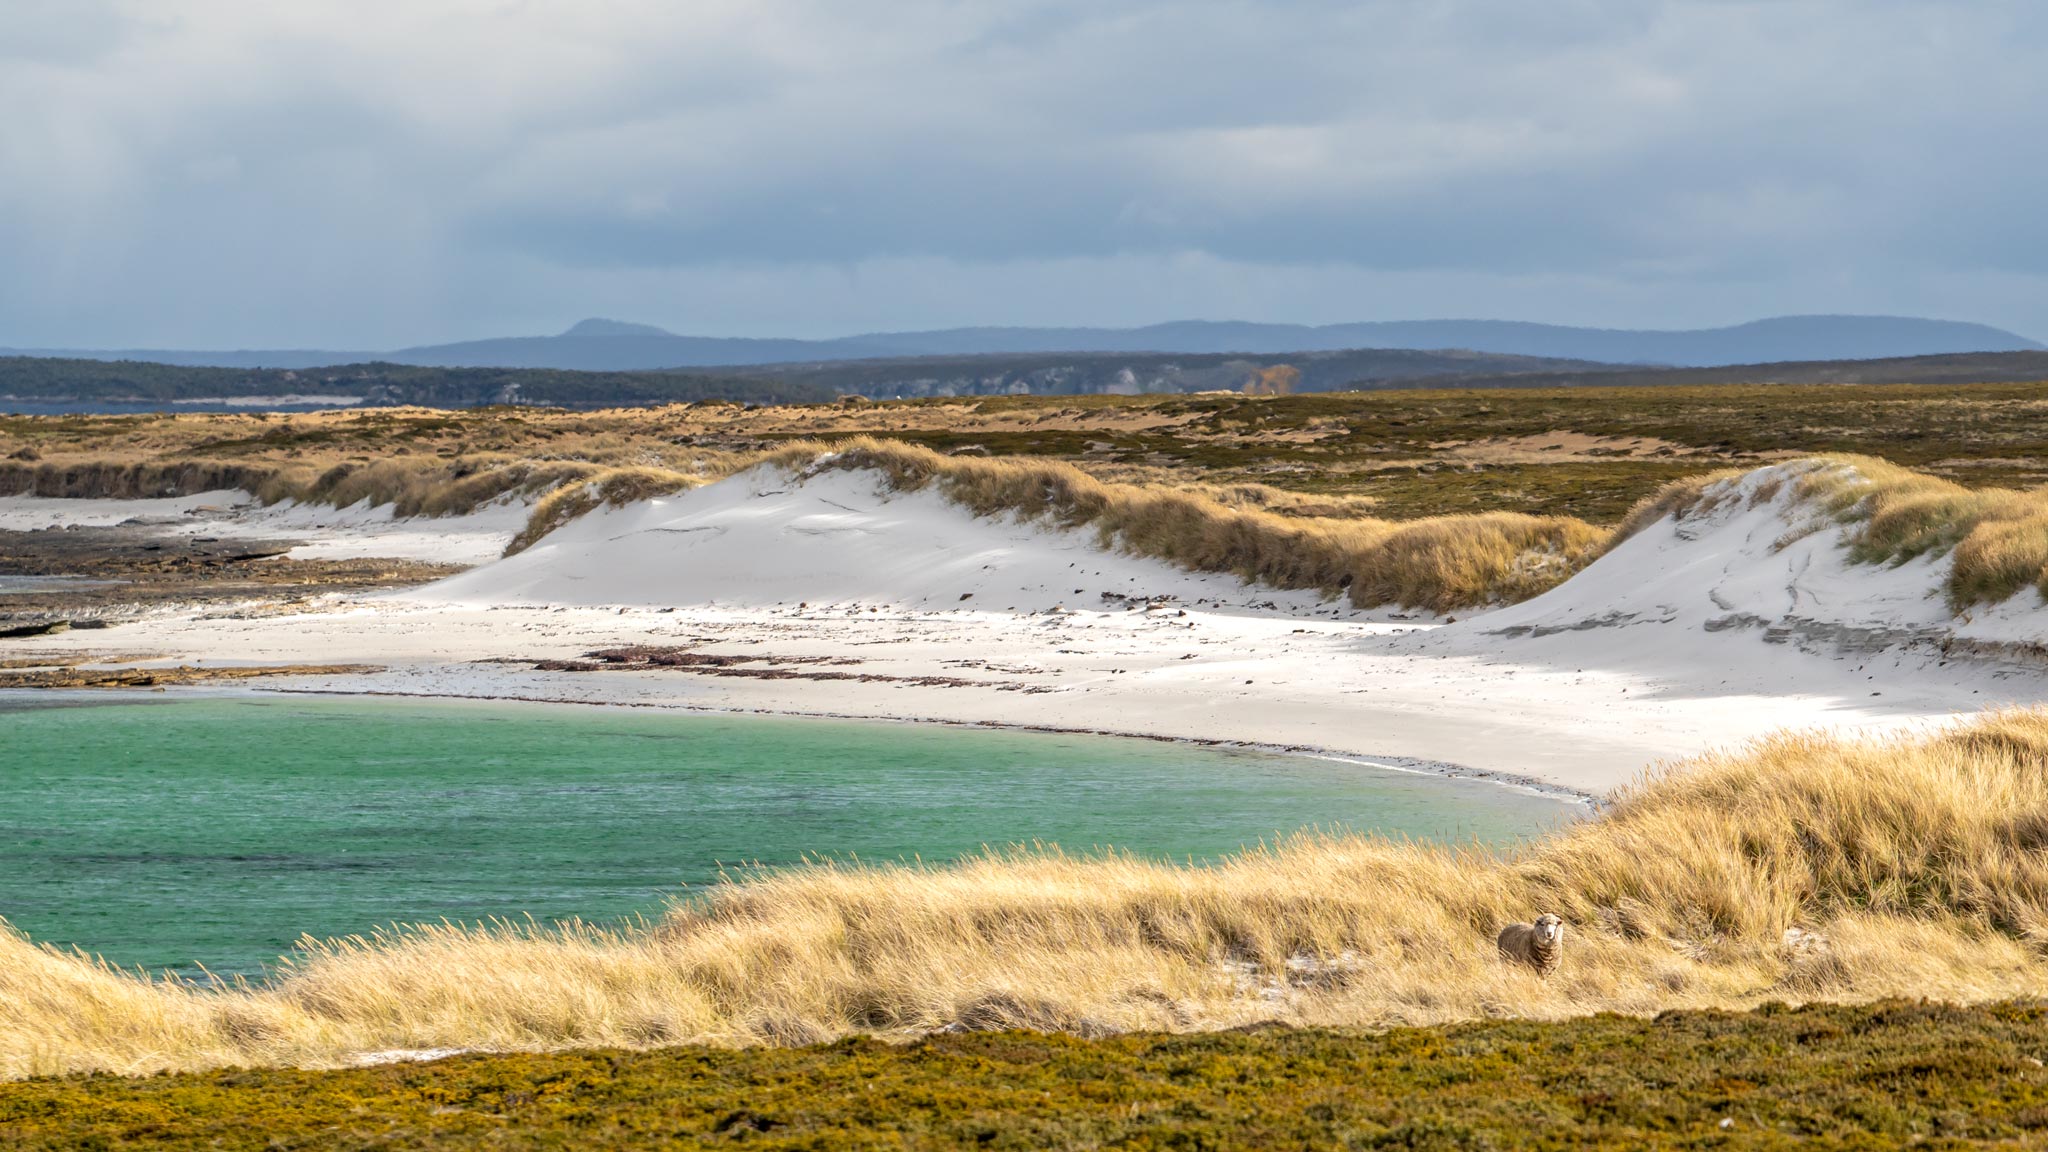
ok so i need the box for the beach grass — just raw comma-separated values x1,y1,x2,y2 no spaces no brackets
10,709,2048,1080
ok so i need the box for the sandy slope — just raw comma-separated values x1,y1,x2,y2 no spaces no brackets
421,466,1335,614
1477,464,1964,647
1435,460,2048,684
5,462,2044,798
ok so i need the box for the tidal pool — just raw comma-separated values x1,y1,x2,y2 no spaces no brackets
0,694,1580,977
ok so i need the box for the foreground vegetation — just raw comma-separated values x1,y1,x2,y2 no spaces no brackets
8,1001,2048,1149
11,710,2048,1080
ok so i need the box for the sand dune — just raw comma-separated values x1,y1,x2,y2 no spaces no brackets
1479,459,2048,658
420,464,1326,614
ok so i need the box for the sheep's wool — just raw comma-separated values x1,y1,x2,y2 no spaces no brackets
1496,915,1564,976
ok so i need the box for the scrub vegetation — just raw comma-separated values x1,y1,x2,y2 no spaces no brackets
8,1001,2048,1149
11,377,2048,524
11,710,2048,1080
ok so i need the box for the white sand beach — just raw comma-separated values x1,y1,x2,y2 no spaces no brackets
6,461,2044,797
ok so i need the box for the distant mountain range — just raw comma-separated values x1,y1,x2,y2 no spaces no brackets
5,314,2040,372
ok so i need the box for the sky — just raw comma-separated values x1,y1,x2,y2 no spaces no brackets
2,0,2044,349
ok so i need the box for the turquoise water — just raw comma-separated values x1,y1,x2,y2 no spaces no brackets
0,695,1578,978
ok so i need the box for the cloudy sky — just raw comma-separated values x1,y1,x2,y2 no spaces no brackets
3,0,2043,348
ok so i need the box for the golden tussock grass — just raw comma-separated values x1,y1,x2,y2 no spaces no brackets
1791,457,2048,608
1182,481,1384,520
248,457,613,520
267,448,756,530
10,709,2048,1078
0,459,284,501
0,456,603,520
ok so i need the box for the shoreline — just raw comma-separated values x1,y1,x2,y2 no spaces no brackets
4,587,2027,799
255,681,1607,805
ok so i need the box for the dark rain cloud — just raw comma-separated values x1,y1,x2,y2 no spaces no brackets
1,0,2043,346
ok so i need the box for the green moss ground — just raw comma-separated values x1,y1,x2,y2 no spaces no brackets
9,1001,2048,1149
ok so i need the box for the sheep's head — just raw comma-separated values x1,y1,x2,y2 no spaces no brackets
1534,914,1564,946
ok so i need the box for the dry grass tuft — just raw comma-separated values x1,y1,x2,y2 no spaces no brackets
12,710,2048,1078
235,457,620,521
1788,457,2048,608
1185,482,1384,520
1347,513,1608,611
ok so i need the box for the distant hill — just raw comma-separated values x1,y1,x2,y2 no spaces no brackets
387,318,877,372
7,314,2038,372
387,314,2048,370
1100,316,2044,364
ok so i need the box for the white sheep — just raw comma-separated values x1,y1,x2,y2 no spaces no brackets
1497,913,1564,976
